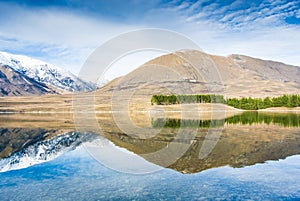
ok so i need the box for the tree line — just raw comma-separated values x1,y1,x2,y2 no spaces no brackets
151,94,300,110
151,94,226,105
226,94,300,110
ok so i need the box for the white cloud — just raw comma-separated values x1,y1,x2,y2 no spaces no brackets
0,0,299,80
0,2,139,74
297,10,300,18
162,0,300,67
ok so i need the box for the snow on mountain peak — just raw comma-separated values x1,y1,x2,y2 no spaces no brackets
0,51,96,92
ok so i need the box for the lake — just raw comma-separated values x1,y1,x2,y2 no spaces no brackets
0,111,300,200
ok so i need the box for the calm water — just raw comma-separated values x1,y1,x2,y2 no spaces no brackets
0,112,300,200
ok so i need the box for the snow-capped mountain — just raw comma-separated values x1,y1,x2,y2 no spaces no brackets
0,51,97,93
0,132,98,172
0,64,57,96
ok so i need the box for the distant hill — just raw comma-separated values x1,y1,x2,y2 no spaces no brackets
0,52,97,96
99,50,300,98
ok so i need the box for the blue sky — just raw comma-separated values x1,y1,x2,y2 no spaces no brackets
0,0,299,76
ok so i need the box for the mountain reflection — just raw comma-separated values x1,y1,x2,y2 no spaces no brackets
0,132,97,172
104,112,300,173
0,128,61,159
0,111,299,173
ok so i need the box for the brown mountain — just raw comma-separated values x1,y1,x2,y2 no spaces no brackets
99,50,300,98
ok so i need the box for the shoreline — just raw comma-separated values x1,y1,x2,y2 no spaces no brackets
0,104,299,114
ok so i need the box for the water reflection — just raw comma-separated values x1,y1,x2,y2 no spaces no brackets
103,111,300,173
1,146,300,200
152,112,300,128
106,123,300,173
0,111,299,174
0,131,98,172
0,128,61,158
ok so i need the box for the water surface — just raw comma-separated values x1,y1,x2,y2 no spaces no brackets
0,112,299,200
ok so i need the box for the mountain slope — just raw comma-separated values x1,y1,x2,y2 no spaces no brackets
0,65,56,96
98,50,300,98
0,52,96,94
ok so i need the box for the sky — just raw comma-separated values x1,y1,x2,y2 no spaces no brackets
0,0,299,79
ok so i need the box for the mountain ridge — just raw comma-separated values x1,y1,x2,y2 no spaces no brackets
0,51,97,96
0,64,57,96
98,49,300,98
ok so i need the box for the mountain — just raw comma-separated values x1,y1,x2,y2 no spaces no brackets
0,52,97,96
0,65,57,96
0,49,299,112
99,50,300,98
